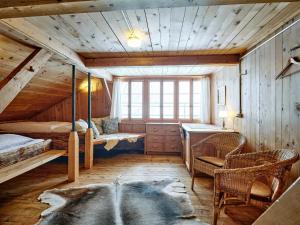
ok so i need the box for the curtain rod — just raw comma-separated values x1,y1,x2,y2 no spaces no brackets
241,17,300,59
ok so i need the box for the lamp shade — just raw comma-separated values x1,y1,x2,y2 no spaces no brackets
218,110,228,118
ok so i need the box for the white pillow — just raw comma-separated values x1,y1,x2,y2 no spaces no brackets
0,134,34,151
76,119,89,132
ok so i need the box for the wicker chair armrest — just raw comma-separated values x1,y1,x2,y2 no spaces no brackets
214,164,272,203
224,151,276,169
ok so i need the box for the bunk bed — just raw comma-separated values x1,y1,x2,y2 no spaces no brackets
0,121,87,150
0,66,145,183
0,134,65,184
0,121,145,152
0,65,79,183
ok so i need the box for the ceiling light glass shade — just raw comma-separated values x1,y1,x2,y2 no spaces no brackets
127,34,141,48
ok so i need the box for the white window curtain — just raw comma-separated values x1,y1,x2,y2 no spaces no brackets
110,78,122,120
197,77,211,123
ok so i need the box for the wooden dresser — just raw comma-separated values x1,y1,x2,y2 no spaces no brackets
145,123,182,155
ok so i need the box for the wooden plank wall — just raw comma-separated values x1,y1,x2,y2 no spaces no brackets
211,19,300,177
32,78,111,121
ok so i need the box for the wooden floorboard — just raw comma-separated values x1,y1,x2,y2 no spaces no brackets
0,154,262,225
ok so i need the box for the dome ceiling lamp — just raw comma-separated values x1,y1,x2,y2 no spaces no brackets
121,10,142,48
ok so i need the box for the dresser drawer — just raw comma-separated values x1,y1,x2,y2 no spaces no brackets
164,142,181,152
164,125,180,135
146,125,164,135
147,135,164,143
147,142,164,152
165,135,180,143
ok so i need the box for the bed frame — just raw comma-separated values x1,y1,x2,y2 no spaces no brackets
0,149,66,184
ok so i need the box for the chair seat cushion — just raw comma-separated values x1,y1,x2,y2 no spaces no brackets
196,156,225,167
251,181,272,198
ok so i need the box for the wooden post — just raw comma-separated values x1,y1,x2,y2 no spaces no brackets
68,64,79,182
85,72,94,169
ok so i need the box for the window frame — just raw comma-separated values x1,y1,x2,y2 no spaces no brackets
119,76,207,123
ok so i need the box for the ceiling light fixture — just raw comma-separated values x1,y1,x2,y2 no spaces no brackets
122,10,142,48
127,33,141,48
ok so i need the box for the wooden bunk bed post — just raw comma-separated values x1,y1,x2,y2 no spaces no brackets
84,72,94,169
68,64,79,182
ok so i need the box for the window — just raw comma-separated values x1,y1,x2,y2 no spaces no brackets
163,81,174,119
193,80,201,120
149,81,161,119
120,81,129,119
178,81,190,119
131,81,143,119
119,78,209,121
120,81,143,119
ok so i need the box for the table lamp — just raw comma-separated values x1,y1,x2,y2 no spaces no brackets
218,110,228,129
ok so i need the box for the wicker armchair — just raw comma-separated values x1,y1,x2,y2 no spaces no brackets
191,133,246,190
213,149,299,225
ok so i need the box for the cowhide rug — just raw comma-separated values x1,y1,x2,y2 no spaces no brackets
37,179,208,225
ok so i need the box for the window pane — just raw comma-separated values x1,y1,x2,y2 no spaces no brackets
163,81,174,119
193,80,201,120
131,81,143,119
149,81,161,119
120,81,128,119
179,81,190,119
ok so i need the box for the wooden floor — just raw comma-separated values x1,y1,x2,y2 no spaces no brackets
0,154,262,225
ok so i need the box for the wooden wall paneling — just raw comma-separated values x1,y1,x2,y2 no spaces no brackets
281,24,292,150
32,78,111,122
287,22,300,177
211,17,300,177
249,50,258,152
275,33,283,149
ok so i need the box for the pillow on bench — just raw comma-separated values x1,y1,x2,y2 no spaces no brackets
92,116,109,134
102,118,119,134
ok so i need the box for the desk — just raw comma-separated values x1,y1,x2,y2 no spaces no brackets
181,123,234,173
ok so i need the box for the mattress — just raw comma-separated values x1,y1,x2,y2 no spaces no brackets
0,134,51,169
0,121,88,133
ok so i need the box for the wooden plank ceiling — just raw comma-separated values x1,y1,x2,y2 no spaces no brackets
0,34,33,82
22,2,300,76
0,49,86,121
24,3,298,55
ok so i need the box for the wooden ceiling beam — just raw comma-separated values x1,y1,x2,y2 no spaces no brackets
0,0,88,8
0,18,112,80
85,54,240,68
0,1,298,19
0,48,53,114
